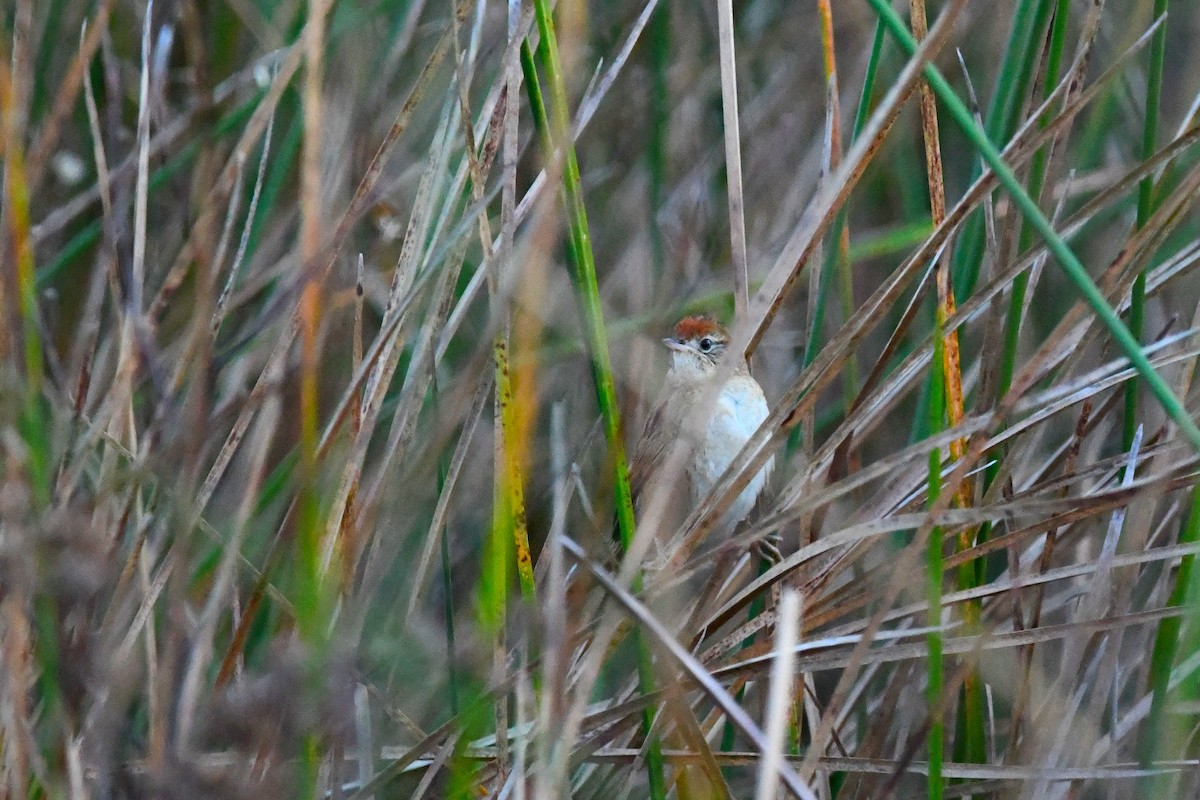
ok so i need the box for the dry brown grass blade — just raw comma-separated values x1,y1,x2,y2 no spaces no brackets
809,0,856,497
409,731,463,799
657,677,734,799
561,537,820,800
345,718,460,800
791,310,1194,784
453,12,536,608
211,113,275,336
1,571,34,796
702,498,1153,659
29,45,306,245
329,59,515,590
716,0,749,319
349,123,509,615
714,604,1187,679
728,535,1200,671
805,317,1188,544
210,251,459,674
351,250,471,603
576,750,1194,781
694,339,1199,639
6,0,33,162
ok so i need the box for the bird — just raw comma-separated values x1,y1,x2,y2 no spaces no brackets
627,314,774,561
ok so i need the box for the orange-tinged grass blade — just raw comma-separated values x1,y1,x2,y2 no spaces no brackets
295,0,333,673
909,0,967,511
0,59,42,395
1,56,51,509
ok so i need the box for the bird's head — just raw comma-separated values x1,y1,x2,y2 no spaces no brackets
662,315,731,381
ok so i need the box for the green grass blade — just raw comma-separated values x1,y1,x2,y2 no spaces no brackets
999,0,1069,401
523,7,635,572
950,0,1052,299
1125,0,1170,453
1137,484,1200,792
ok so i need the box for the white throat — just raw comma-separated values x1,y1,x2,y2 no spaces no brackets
668,351,717,384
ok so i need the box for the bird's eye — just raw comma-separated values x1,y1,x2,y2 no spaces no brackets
699,337,714,352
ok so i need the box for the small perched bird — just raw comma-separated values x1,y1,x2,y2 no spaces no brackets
629,315,773,550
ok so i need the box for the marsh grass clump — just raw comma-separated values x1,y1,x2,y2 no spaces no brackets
4,0,1200,798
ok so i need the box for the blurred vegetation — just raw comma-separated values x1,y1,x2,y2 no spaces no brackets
3,0,1200,797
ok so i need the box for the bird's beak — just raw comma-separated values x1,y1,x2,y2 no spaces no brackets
662,337,690,353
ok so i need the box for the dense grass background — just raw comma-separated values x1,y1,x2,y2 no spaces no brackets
4,0,1200,797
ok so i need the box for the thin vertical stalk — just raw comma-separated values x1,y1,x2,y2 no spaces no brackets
910,0,952,792
296,0,331,638
926,314,946,800
647,0,669,281
908,0,964,507
1124,0,1169,452
812,17,887,781
833,16,890,402
0,58,48,506
486,379,512,772
716,0,749,318
910,0,980,774
436,378,460,717
484,217,534,606
0,43,42,799
440,572,460,707
1137,484,1200,792
449,10,525,780
298,1,331,795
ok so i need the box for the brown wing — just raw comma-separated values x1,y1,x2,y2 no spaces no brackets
622,390,693,553
627,400,669,510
